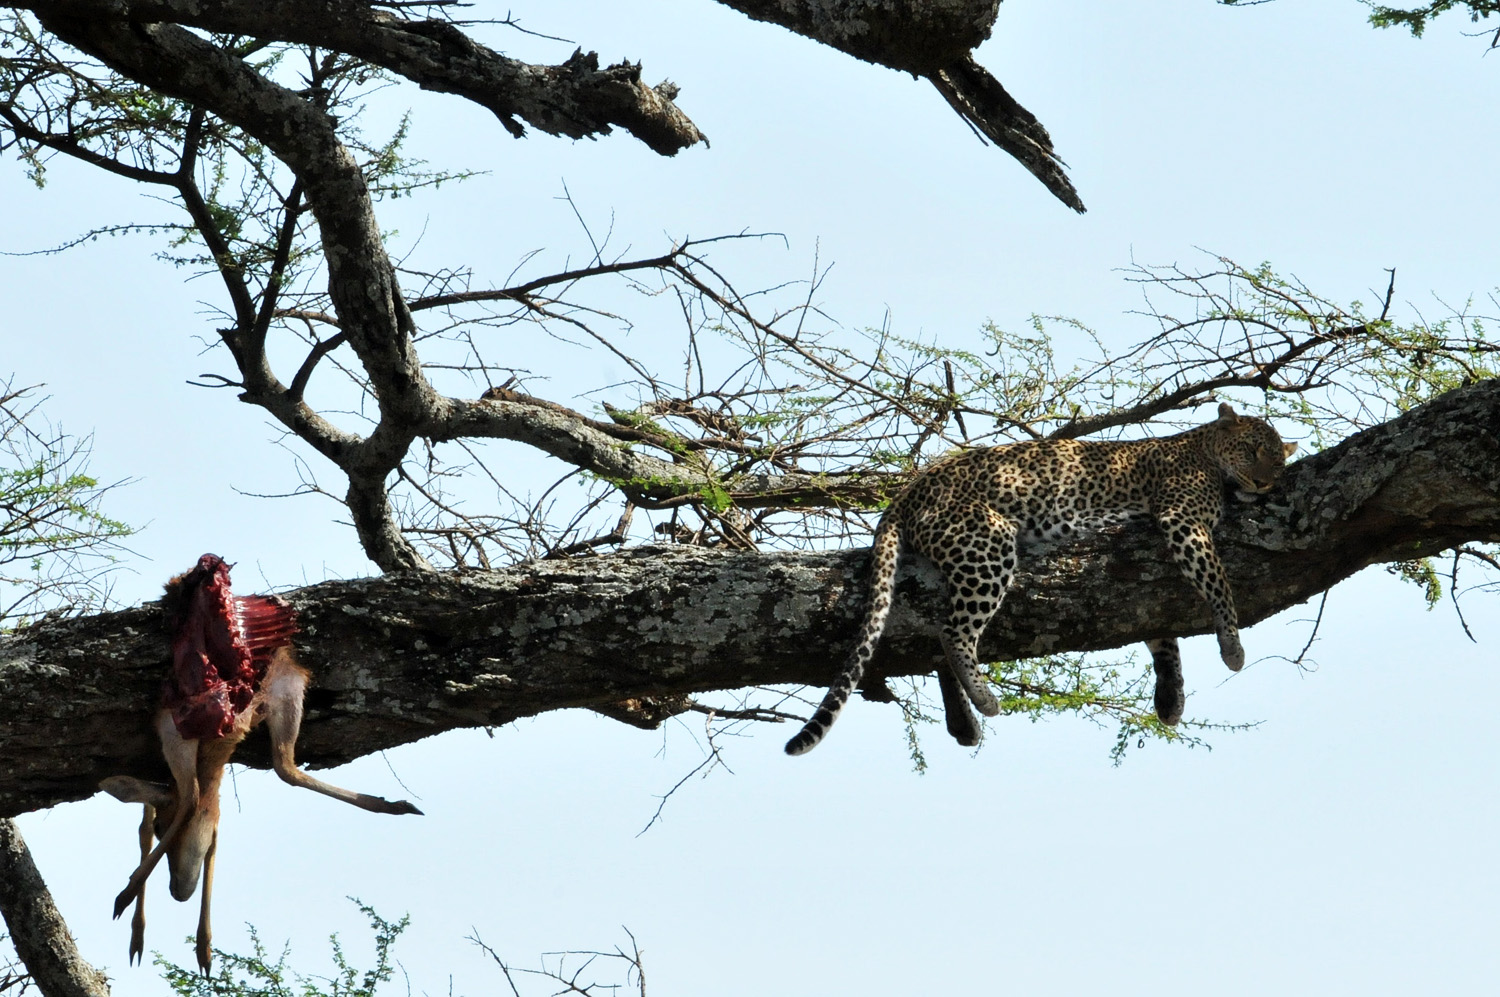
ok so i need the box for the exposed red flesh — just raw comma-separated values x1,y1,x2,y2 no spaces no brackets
160,554,299,740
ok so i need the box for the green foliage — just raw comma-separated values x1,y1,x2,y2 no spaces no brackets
698,479,733,513
892,651,1255,768
902,701,931,773
1363,310,1496,412
1363,1,1500,37
0,381,133,631
1112,258,1500,443
157,902,408,997
0,14,474,306
1220,0,1499,43
1387,558,1444,606
991,652,1253,765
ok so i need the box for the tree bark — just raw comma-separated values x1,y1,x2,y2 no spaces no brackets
0,819,111,997
713,0,1000,74
3,379,1497,819
19,0,708,154
714,0,1085,210
15,0,1080,207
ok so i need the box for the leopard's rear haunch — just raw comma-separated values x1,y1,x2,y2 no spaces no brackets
785,403,1296,756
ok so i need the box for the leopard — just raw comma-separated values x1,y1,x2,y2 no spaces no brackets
785,402,1297,756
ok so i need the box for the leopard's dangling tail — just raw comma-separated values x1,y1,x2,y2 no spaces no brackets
785,518,903,755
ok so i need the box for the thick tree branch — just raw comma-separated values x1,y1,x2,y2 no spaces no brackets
0,819,110,997
713,0,1085,210
442,390,901,509
33,16,431,419
3,379,1498,818
18,0,707,154
35,11,435,569
929,56,1084,212
715,0,997,72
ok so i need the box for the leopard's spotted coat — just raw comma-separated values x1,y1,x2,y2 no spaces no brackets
786,403,1296,755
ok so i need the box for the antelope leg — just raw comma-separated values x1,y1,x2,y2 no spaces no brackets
194,828,217,976
129,803,154,965
113,711,201,919
262,650,422,816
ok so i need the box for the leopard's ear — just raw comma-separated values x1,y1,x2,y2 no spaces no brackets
1216,402,1239,423
1283,441,1299,458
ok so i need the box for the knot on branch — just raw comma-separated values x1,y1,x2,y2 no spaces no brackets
591,695,695,730
551,49,708,155
399,17,484,58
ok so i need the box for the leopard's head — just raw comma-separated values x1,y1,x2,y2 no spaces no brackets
1208,403,1297,493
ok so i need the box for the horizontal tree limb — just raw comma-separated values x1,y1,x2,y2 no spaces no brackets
2,379,1498,817
19,0,708,154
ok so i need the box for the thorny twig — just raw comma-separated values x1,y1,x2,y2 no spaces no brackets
470,929,647,997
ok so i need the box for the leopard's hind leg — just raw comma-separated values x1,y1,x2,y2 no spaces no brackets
935,666,982,747
1145,637,1185,726
918,503,1018,719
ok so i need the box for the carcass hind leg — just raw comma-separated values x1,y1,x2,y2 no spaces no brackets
261,649,423,816
129,804,154,964
194,828,217,976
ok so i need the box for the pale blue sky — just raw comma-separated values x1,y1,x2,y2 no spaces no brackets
5,2,1498,994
